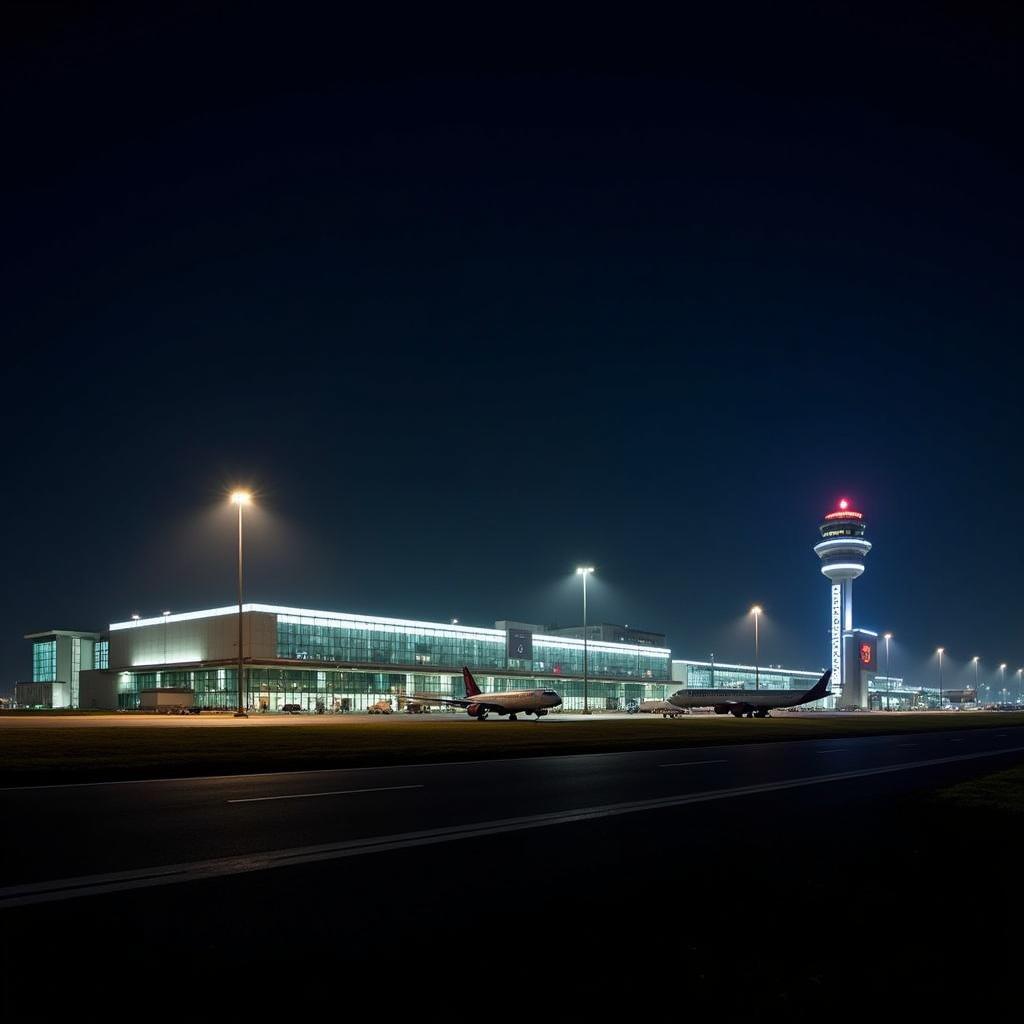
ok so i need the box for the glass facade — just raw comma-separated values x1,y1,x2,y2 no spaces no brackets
113,666,674,713
118,668,238,710
532,637,667,680
71,637,81,710
868,678,945,710
678,662,820,692
32,641,56,682
95,640,109,669
276,613,670,681
277,616,508,671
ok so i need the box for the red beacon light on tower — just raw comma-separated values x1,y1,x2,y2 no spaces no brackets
824,497,863,521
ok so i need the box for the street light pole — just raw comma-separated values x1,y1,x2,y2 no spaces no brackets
231,490,252,718
884,633,892,711
576,567,595,714
936,648,944,711
750,606,762,690
973,656,979,707
1000,664,1007,707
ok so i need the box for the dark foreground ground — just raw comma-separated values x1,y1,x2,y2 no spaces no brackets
3,709,1024,785
1,726,1022,1015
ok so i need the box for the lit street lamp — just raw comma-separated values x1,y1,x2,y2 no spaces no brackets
750,606,763,690
972,656,979,706
1018,668,1023,706
231,490,252,718
576,567,595,714
936,647,944,710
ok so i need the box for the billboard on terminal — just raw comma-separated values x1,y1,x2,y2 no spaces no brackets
507,629,533,661
858,636,877,672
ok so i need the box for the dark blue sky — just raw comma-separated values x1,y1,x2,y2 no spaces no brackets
3,4,1022,692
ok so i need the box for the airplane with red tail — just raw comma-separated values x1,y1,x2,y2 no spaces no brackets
401,667,562,720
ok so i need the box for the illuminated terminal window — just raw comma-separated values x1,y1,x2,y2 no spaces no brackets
32,640,56,682
277,616,508,672
275,616,670,680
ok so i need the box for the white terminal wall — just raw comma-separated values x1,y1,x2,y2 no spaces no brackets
109,611,278,668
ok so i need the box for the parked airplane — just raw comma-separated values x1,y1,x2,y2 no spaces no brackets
400,667,562,720
666,669,832,718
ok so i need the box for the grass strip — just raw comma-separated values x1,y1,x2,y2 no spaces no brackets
1,711,1023,785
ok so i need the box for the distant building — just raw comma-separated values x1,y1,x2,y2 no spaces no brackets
20,629,108,709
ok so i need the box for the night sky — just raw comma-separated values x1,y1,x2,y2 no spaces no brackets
3,4,1022,693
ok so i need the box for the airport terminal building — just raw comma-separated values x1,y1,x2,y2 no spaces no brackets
44,605,677,712
20,603,838,712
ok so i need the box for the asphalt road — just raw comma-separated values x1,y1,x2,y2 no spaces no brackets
3,725,1023,1008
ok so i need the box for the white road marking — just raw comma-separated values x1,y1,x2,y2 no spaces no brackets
658,760,728,767
227,784,422,804
816,749,843,754
2,744,1022,910
0,748,726,792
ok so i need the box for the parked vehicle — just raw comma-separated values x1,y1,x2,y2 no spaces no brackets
367,699,393,714
281,703,302,714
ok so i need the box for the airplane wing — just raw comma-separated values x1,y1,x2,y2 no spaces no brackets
398,692,512,711
400,693,519,714
398,693,471,707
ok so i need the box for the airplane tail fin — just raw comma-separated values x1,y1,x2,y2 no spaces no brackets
462,666,481,698
803,669,832,704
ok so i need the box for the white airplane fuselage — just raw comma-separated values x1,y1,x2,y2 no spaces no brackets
464,689,562,717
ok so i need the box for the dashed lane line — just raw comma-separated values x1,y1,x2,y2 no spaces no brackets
3,744,1023,910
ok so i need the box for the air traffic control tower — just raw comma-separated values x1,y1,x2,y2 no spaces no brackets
814,499,873,707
